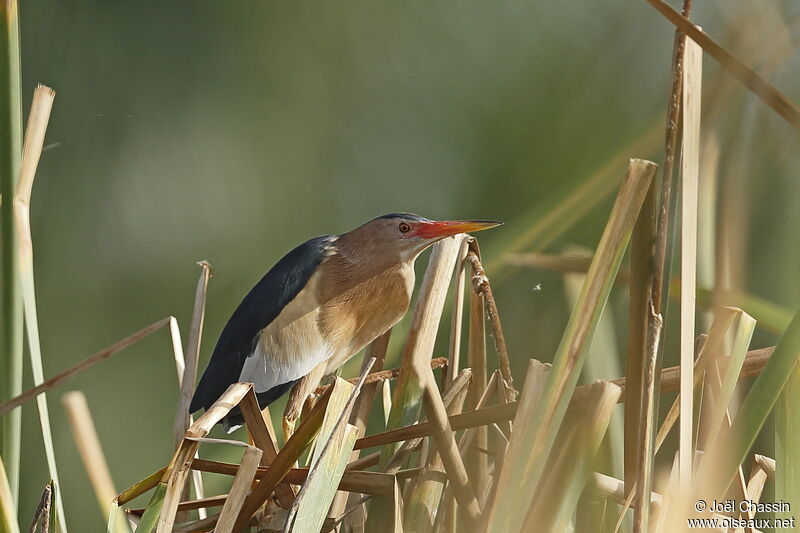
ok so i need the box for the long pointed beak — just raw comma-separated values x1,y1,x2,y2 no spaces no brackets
413,219,503,240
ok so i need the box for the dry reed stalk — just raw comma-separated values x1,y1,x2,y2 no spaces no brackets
0,317,172,416
466,240,489,491
678,35,702,489
447,238,470,382
457,371,500,457
587,472,662,510
189,459,417,496
623,174,656,511
354,346,774,451
483,360,550,530
238,387,296,508
151,383,255,533
173,260,212,444
384,370,472,476
330,331,391,526
380,234,469,458
12,84,68,532
364,235,469,532
627,181,661,533
231,385,334,531
466,247,514,399
166,317,204,522
487,158,657,533
643,0,800,130
523,381,621,532
314,357,447,396
60,392,117,521
404,372,470,532
420,365,481,522
189,438,261,533
285,365,373,533
168,318,187,448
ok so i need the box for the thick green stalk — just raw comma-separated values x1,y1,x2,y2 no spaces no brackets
0,0,23,506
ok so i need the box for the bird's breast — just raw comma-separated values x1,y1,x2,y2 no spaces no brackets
317,261,414,362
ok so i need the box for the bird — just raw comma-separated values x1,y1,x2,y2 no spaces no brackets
189,213,501,432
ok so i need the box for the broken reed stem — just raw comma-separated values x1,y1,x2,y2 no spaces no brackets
284,359,374,531
329,331,391,521
466,249,515,398
354,346,774,451
679,34,702,488
314,357,448,396
643,0,800,130
421,366,482,522
174,261,212,444
651,0,692,311
61,392,117,521
13,84,69,532
0,317,172,416
447,238,471,382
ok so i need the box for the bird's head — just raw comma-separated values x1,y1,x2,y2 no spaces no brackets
344,213,502,263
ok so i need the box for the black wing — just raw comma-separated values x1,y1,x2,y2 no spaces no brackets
189,235,335,413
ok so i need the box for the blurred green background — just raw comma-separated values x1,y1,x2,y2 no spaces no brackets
6,0,799,530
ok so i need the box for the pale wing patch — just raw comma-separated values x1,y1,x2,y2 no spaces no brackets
238,271,333,393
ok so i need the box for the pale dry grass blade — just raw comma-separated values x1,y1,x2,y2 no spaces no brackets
383,370,472,477
12,84,67,532
679,36,702,488
523,381,622,532
355,346,774,452
201,438,262,533
287,425,359,533
314,357,447,396
404,373,470,532
380,234,470,460
190,459,406,496
285,363,373,532
239,389,296,509
447,238,470,382
563,251,625,482
60,392,118,523
173,260,212,444
482,360,550,528
420,365,481,522
695,311,800,499
485,158,656,533
151,383,254,533
587,471,662,510
0,317,171,416
168,317,187,431
364,235,469,532
330,331,391,526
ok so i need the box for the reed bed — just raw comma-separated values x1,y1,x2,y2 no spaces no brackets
2,1,800,532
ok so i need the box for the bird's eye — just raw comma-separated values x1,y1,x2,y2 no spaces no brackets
399,222,411,234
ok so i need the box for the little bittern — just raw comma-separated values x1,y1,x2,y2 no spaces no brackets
189,213,501,431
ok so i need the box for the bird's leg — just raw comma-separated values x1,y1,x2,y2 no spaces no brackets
283,362,328,441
